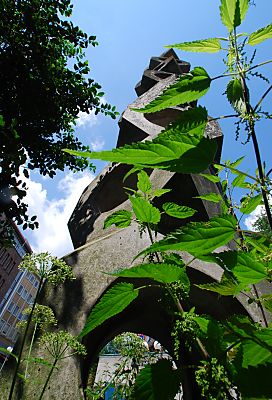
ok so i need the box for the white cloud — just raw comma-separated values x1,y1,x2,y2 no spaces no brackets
244,205,264,230
24,171,94,257
90,138,105,151
76,110,98,128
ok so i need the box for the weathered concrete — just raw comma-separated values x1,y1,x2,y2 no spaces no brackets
1,49,270,400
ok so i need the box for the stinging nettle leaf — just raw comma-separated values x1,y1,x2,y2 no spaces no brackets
248,24,272,46
199,173,221,183
111,263,190,286
79,283,138,338
64,130,217,175
163,202,196,219
194,193,222,203
240,193,262,214
131,67,211,114
139,215,237,258
197,274,240,296
220,0,249,32
137,170,152,193
130,196,161,224
103,210,132,229
226,78,246,114
166,38,222,53
132,359,182,400
152,188,172,198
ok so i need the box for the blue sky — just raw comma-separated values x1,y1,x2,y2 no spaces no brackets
23,0,272,256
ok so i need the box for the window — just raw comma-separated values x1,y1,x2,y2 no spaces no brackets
13,305,20,316
17,284,24,295
27,294,33,304
34,280,39,288
6,260,15,275
22,288,28,300
7,301,15,313
2,322,11,336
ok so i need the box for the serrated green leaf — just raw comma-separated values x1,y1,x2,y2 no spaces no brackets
220,0,249,31
212,251,267,285
79,283,138,338
111,263,189,286
166,38,222,53
194,193,222,203
130,196,161,224
152,188,172,198
232,173,246,188
197,274,240,296
242,339,272,368
226,78,246,114
132,67,211,114
132,359,182,400
103,210,132,229
240,194,262,214
199,173,221,183
123,166,142,182
64,130,217,175
248,24,272,46
139,215,237,258
162,202,196,219
137,170,152,193
159,106,208,138
230,156,245,168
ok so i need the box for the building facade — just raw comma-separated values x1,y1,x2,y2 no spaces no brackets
0,222,39,364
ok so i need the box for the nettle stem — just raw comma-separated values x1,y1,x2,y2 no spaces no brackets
8,278,43,400
38,357,58,400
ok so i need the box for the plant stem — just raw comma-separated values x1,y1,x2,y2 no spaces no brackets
253,84,272,112
146,223,160,263
8,278,43,400
24,321,38,380
38,358,58,400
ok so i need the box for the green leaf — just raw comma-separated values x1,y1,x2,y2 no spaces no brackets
111,263,190,286
240,194,262,214
194,193,222,203
232,173,247,188
132,359,182,400
123,166,142,182
130,196,161,224
199,173,221,183
166,38,222,53
139,215,237,258
248,24,272,46
152,188,172,198
79,283,138,338
64,131,217,175
162,202,196,219
197,274,240,296
159,106,208,137
220,0,249,31
230,156,245,168
212,251,267,285
226,78,246,114
0,115,4,127
137,170,152,193
242,339,272,368
103,210,133,229
131,67,211,114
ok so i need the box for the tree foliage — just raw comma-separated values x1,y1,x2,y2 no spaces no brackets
0,0,118,231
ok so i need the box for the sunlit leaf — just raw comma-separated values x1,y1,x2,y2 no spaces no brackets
139,215,237,258
220,0,249,31
166,38,222,53
130,196,161,224
226,78,246,114
152,188,172,198
248,24,272,46
104,210,133,229
64,130,217,175
137,170,152,193
194,193,222,203
199,173,221,183
79,283,138,337
162,202,196,219
240,194,263,214
197,274,240,296
111,263,189,286
0,347,18,362
131,67,211,114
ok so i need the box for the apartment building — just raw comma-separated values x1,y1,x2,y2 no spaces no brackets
0,222,39,364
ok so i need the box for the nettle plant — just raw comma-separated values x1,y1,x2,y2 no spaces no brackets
66,1,272,398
